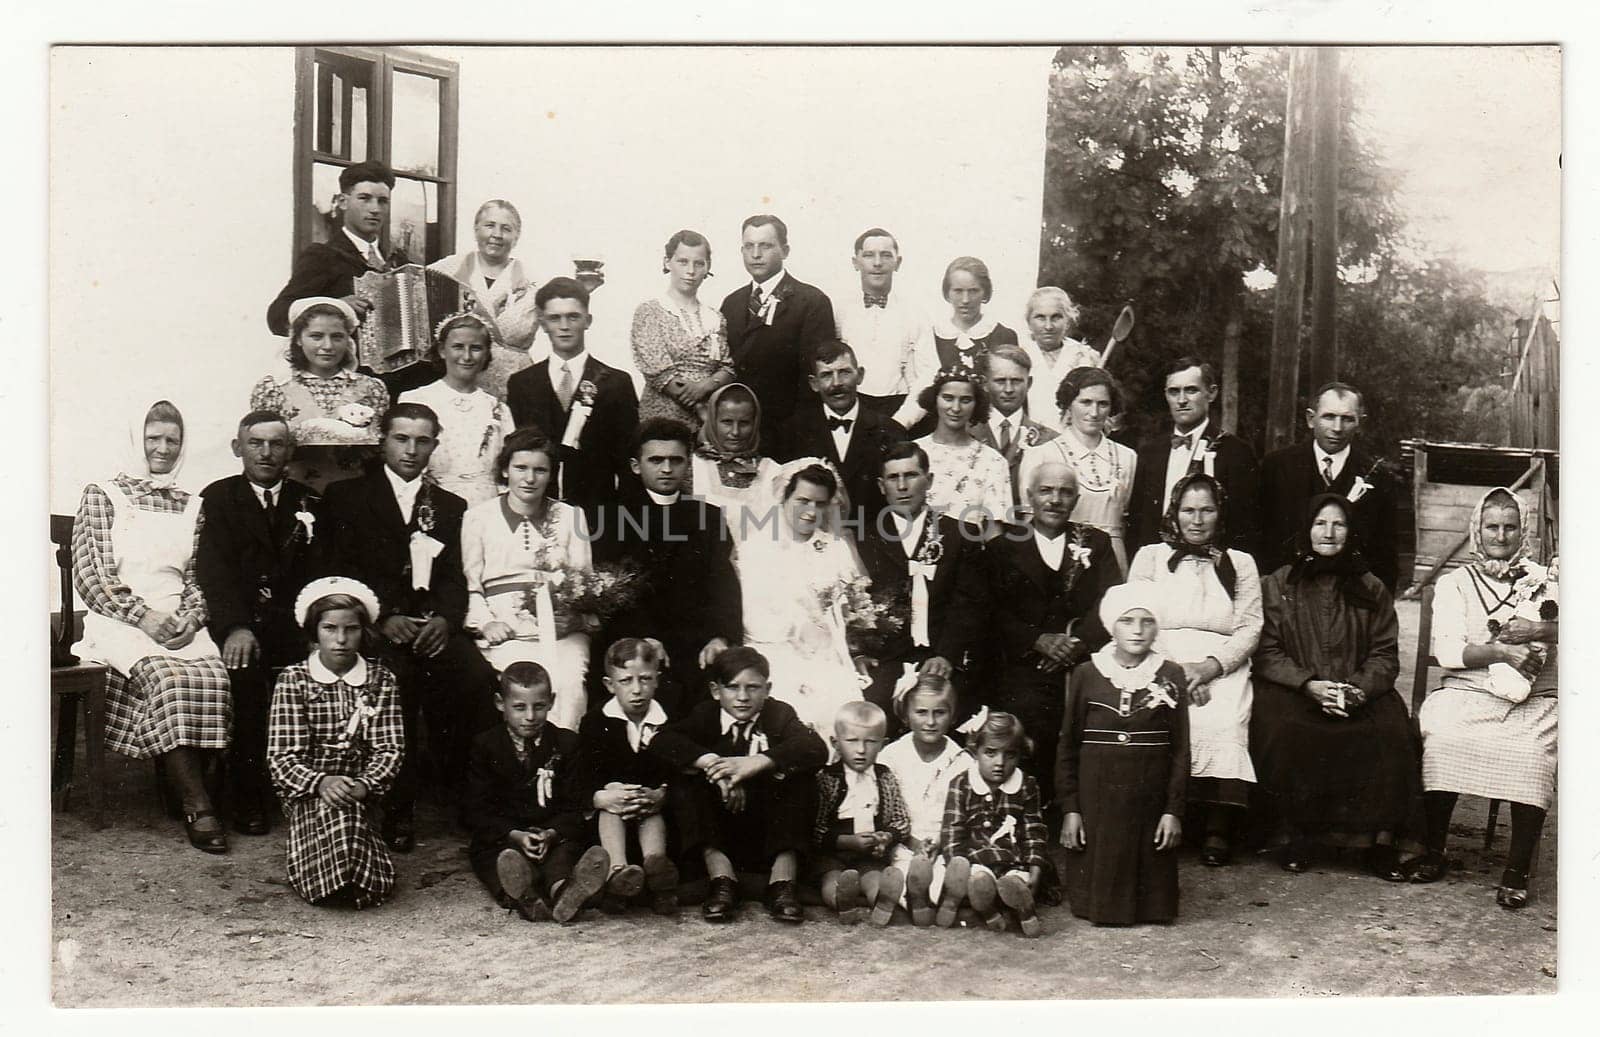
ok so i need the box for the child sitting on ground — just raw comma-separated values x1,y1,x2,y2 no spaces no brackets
464,661,610,924
576,638,681,914
878,672,972,927
937,710,1049,936
1058,584,1188,925
647,646,829,924
268,577,404,909
810,701,923,926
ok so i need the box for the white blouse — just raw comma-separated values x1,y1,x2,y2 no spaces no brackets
399,380,516,506
461,496,593,631
914,435,1013,526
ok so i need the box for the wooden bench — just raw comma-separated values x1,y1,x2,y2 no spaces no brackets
51,514,108,829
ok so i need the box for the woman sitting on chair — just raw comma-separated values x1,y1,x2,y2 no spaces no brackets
71,399,233,854
1412,488,1557,909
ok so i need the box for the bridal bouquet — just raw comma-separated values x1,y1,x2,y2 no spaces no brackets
818,577,908,659
521,561,649,623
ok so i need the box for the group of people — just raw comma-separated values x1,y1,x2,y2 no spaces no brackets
67,160,1557,932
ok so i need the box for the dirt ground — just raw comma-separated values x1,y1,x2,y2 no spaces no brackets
50,600,1558,1006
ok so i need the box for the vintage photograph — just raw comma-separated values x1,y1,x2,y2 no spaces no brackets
45,42,1560,1006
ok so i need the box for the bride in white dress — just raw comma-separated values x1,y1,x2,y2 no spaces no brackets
734,459,868,734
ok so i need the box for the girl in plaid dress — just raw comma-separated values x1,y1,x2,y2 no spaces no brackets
937,711,1048,936
269,578,404,908
72,399,233,854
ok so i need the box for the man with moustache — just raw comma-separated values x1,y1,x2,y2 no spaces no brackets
722,214,836,443
984,461,1120,811
196,411,326,835
1258,381,1398,590
857,442,989,729
592,418,742,718
1128,356,1259,556
773,339,907,530
834,227,934,419
971,345,1058,504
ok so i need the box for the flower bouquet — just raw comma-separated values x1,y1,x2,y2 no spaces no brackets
1485,556,1558,703
523,561,650,625
818,577,909,660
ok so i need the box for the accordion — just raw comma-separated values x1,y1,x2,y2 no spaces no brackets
353,264,493,373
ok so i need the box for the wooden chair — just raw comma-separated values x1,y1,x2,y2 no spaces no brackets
51,514,109,829
1410,582,1501,848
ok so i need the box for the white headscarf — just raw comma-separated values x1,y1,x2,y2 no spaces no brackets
1469,486,1531,581
119,398,189,491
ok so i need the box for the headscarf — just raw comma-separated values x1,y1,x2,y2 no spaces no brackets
1286,492,1378,609
1097,581,1166,632
1469,486,1531,582
1159,471,1236,599
119,398,189,491
696,382,765,487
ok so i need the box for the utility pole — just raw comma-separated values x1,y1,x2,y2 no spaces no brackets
1308,47,1342,388
1266,48,1314,452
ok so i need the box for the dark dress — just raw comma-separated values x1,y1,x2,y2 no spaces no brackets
1250,567,1424,852
1057,657,1190,925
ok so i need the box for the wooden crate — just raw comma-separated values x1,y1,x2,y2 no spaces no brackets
1406,440,1556,587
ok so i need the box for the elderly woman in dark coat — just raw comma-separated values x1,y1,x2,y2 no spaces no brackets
1250,494,1423,881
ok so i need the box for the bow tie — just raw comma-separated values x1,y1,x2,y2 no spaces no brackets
863,293,888,308
1171,433,1196,450
827,416,854,432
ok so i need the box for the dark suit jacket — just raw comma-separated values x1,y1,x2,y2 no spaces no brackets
1258,441,1398,591
857,512,988,669
575,708,681,794
972,416,1058,505
721,273,836,440
463,724,587,857
505,354,639,522
1128,426,1260,557
321,467,470,627
647,698,828,777
984,523,1120,677
773,402,907,525
196,475,325,665
267,232,394,336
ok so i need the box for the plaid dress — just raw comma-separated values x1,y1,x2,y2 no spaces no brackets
72,476,232,759
268,658,405,908
938,769,1049,875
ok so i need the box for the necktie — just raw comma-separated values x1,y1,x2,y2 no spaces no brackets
827,416,854,433
748,286,764,320
262,489,277,539
365,242,386,271
999,418,1013,453
731,721,752,754
557,361,575,411
1321,457,1334,485
863,292,888,308
1171,433,1194,450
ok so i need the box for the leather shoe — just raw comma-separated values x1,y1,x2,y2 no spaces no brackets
1407,852,1447,884
764,879,804,924
1496,868,1530,910
1279,846,1310,873
232,805,270,837
184,811,229,855
382,812,415,854
702,875,739,923
1366,847,1408,883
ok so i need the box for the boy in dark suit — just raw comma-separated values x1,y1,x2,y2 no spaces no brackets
196,410,326,835
1258,381,1398,590
1128,356,1259,556
505,278,639,528
646,647,829,924
773,339,908,533
721,214,836,443
592,418,741,718
321,402,498,850
857,442,990,727
466,662,609,924
971,345,1058,505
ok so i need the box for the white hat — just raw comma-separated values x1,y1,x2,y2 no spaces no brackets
294,576,382,627
287,296,361,328
1097,582,1165,631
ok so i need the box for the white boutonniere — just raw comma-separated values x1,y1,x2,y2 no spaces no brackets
1022,424,1041,448
913,522,945,566
988,814,1018,845
294,508,316,542
1347,476,1373,503
1202,447,1217,477
1140,678,1181,712
561,379,598,448
1068,542,1093,567
535,756,557,807
758,290,781,326
748,730,769,756
409,529,445,590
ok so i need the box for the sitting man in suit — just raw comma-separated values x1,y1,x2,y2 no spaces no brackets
1128,355,1259,556
196,410,326,836
985,460,1120,813
722,214,836,444
321,401,499,850
773,339,907,533
1259,380,1397,590
972,344,1058,506
857,441,989,729
593,417,743,718
265,161,437,399
505,277,638,529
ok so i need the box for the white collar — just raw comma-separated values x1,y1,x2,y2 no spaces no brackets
343,226,382,259
307,651,368,686
753,269,787,296
603,698,668,750
551,350,588,374
1090,644,1168,692
842,764,877,788
990,408,1025,436
1063,426,1112,458
889,508,929,540
1033,527,1067,569
933,312,998,340
967,767,1023,796
824,400,861,423
645,489,681,506
384,466,422,499
1172,417,1210,443
248,479,284,503
720,709,761,734
1313,442,1351,467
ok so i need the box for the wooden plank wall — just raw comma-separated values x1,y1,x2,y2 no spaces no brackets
1412,483,1543,580
1510,316,1560,451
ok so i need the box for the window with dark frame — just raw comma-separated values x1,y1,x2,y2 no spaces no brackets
292,46,460,267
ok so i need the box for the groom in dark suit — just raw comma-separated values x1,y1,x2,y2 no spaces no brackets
773,339,907,531
1258,381,1398,590
321,402,498,850
721,214,836,443
857,442,989,729
1128,356,1259,556
971,344,1058,505
506,278,639,529
196,410,326,835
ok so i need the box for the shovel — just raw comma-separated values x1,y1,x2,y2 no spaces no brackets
1095,303,1136,369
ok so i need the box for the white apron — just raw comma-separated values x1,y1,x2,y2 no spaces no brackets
1156,626,1256,783
75,482,220,671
